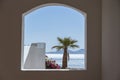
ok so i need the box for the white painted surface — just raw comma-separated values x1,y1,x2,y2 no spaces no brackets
23,43,46,69
24,46,30,63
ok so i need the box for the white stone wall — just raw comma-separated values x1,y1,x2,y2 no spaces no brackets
23,43,46,69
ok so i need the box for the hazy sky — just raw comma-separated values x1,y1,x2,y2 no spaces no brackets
24,6,85,52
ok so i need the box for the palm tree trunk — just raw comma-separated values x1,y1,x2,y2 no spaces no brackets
62,47,68,69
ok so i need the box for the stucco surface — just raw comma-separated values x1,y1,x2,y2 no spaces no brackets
0,0,101,80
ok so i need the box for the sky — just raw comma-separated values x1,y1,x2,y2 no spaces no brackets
24,6,85,52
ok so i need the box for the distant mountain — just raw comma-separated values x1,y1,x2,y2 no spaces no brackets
46,49,85,54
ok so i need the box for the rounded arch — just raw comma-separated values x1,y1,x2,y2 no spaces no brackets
23,3,87,17
21,2,87,71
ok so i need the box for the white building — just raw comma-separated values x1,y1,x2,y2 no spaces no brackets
23,43,46,69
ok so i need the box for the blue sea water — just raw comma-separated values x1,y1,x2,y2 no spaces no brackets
54,58,85,68
46,53,85,69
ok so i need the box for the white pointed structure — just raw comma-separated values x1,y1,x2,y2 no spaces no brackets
23,43,46,69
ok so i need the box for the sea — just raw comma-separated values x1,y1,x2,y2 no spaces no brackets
46,53,85,69
24,46,85,69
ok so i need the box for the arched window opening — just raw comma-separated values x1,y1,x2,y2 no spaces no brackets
21,3,87,71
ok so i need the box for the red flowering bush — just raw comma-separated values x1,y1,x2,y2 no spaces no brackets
45,56,61,69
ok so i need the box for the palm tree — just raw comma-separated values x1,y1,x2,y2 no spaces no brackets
52,37,79,69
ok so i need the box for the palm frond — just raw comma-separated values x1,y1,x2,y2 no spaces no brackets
70,40,78,44
63,37,71,46
52,45,64,51
69,44,79,48
57,37,64,44
52,37,79,51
